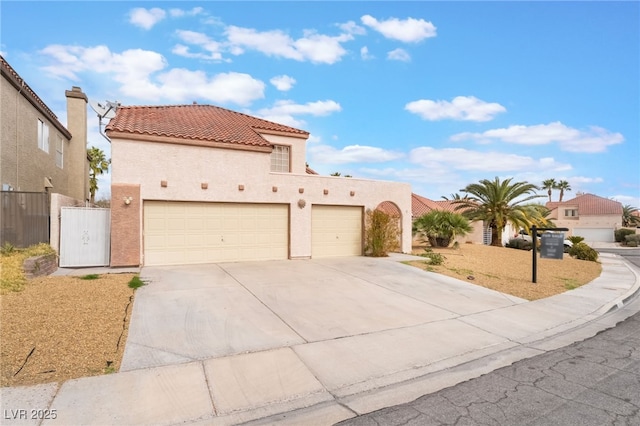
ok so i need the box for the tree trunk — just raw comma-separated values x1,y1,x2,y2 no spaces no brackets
491,227,502,246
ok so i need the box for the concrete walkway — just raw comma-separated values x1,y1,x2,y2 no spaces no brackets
2,251,639,426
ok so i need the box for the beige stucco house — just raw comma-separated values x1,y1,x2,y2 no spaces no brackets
106,104,412,267
1,55,89,200
546,193,623,242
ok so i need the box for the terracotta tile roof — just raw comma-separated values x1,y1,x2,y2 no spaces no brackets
411,193,440,218
305,166,318,175
105,104,309,148
546,193,623,215
1,55,71,139
376,201,401,216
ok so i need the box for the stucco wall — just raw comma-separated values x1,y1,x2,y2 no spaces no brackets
0,78,87,199
552,214,622,235
111,138,412,265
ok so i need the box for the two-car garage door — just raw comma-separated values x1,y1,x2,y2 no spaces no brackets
143,202,363,265
144,201,288,266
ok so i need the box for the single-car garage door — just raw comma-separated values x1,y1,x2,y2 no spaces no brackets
144,201,288,266
312,205,362,258
573,228,615,243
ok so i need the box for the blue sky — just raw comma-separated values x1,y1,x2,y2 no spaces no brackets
2,1,639,207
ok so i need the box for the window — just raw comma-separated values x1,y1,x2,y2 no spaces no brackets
564,209,578,217
270,145,290,172
56,136,64,168
37,119,49,152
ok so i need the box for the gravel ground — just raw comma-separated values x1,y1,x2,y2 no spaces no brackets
410,243,602,301
0,244,602,388
0,273,136,387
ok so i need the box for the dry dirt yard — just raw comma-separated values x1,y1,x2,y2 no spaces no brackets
1,273,136,387
409,243,602,301
1,244,602,388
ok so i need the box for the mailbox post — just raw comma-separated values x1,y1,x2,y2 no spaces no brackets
531,226,569,283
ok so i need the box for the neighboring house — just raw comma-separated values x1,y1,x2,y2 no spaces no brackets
411,193,489,246
1,55,90,249
1,55,89,200
105,104,412,267
546,193,623,242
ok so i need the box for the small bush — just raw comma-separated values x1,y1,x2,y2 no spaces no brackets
506,238,532,251
624,234,640,247
421,248,445,265
128,275,146,289
567,235,584,245
568,242,599,262
79,274,100,280
364,209,400,257
1,242,15,255
615,228,635,243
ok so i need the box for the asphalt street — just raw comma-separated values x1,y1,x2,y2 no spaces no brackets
335,251,640,426
336,309,639,426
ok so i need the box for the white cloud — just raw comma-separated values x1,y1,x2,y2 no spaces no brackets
451,121,624,153
257,100,341,127
156,70,265,105
387,48,411,62
360,46,373,60
169,7,203,18
173,30,223,60
270,75,296,91
406,96,506,122
409,147,572,172
338,20,366,35
225,25,352,64
361,15,437,43
38,44,264,106
129,8,166,30
309,144,404,165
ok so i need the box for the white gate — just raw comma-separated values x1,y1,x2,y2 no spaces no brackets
59,207,110,267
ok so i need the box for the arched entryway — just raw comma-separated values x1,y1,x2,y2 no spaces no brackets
374,201,402,253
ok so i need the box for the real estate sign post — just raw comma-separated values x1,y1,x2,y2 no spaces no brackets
531,226,569,283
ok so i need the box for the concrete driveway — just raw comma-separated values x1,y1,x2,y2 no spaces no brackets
121,255,525,372
3,253,638,425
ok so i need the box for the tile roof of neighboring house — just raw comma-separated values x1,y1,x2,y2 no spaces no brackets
0,55,71,139
305,166,318,175
105,104,309,151
546,193,623,215
411,193,441,218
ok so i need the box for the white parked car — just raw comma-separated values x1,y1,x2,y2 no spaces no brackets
515,229,573,251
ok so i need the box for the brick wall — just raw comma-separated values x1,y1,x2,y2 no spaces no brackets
23,253,58,279
110,183,141,266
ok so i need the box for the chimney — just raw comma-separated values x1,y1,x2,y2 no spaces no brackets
65,86,89,201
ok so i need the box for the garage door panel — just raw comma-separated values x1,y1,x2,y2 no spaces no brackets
574,228,614,242
144,202,288,266
312,205,362,258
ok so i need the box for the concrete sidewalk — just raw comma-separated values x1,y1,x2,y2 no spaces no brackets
2,252,639,426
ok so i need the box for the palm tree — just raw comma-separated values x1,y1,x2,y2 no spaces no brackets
87,146,110,204
541,178,557,202
412,210,473,248
441,193,467,200
453,177,544,246
622,205,640,227
557,180,571,202
523,203,555,229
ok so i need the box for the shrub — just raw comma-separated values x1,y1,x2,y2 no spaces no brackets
615,228,635,243
420,248,445,265
568,242,599,262
624,234,640,247
567,235,584,245
364,209,400,257
506,238,532,251
413,211,472,248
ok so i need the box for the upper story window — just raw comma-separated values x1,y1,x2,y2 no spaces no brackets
56,136,64,169
564,209,578,217
270,145,290,172
38,119,49,153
